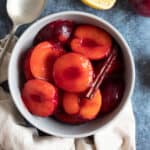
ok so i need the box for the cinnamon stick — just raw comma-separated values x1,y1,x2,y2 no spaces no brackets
85,47,117,99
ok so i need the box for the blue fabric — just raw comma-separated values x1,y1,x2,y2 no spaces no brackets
0,0,150,149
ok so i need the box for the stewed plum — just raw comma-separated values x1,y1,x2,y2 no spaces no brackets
101,79,124,113
34,20,75,45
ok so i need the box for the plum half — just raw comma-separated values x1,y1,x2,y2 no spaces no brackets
53,52,94,93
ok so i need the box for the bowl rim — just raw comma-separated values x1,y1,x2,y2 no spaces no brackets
8,10,135,138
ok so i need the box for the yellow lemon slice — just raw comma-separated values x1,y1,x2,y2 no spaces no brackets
81,0,116,10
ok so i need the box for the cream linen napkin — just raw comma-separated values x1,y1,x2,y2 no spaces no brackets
0,36,136,150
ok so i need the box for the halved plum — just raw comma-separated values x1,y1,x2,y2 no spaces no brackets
34,20,75,45
80,90,102,120
22,79,58,117
62,92,80,115
53,52,93,93
30,41,65,81
62,90,102,120
71,25,112,60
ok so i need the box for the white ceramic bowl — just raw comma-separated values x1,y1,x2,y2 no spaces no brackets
8,11,135,138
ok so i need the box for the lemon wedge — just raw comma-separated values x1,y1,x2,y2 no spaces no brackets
81,0,116,10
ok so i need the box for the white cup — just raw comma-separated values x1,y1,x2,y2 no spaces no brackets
8,11,135,138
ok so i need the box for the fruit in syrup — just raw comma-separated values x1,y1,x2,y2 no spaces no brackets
30,41,64,81
53,52,93,92
71,25,112,60
22,79,58,117
34,20,75,45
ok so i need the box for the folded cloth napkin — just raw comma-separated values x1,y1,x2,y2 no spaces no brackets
0,36,136,150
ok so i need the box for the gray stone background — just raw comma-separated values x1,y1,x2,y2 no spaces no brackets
0,0,150,149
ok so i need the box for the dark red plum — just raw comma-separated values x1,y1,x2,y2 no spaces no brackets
34,20,75,45
101,79,124,113
129,0,150,17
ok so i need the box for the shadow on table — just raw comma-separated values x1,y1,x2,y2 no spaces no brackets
116,0,135,12
136,57,150,88
0,0,12,38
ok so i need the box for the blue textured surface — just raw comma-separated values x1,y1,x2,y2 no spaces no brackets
0,0,150,149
